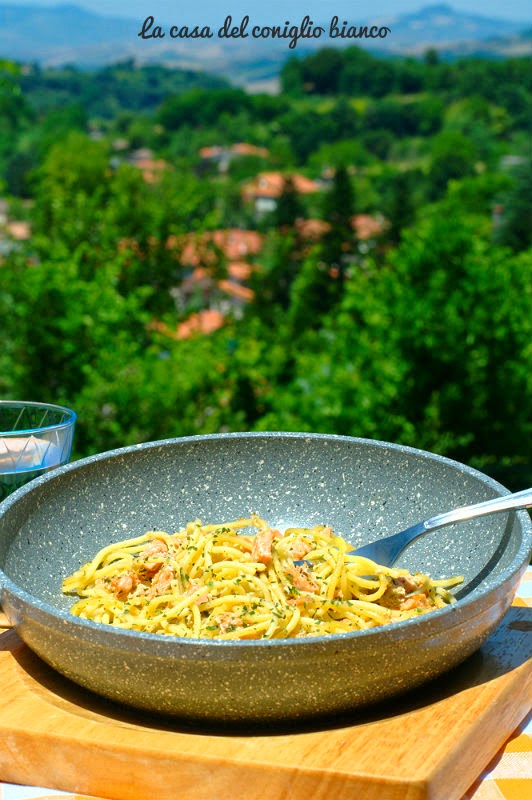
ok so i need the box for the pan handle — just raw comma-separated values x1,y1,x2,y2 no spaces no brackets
0,571,12,629
0,593,14,630
0,613,12,629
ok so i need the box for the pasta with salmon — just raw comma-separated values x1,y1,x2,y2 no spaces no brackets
62,516,463,639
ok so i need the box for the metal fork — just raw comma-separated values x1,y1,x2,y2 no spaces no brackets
350,487,532,567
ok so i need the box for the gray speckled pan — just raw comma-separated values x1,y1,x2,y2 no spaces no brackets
0,432,530,722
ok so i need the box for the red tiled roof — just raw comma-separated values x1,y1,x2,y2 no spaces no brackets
231,142,269,158
180,262,255,304
177,309,225,338
181,266,255,301
133,158,167,183
351,214,384,240
217,279,255,302
199,143,269,160
177,229,264,267
199,146,225,159
296,215,384,242
5,221,31,240
228,261,253,281
242,172,320,200
296,218,331,240
149,310,226,340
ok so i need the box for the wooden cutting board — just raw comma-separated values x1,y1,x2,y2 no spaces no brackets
0,601,530,800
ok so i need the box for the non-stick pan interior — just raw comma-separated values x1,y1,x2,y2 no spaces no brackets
0,433,524,613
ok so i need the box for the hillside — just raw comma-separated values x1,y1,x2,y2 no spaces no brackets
0,40,530,485
0,3,530,89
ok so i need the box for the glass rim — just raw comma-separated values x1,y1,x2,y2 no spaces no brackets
0,400,77,436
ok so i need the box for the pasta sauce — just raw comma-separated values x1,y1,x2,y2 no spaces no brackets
62,516,462,639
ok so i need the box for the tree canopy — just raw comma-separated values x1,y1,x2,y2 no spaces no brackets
0,48,530,489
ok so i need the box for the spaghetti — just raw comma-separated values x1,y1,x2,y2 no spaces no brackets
62,516,463,640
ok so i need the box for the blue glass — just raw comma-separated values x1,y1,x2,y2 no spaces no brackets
0,401,76,500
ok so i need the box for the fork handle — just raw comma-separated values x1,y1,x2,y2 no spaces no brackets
353,487,532,566
423,487,532,531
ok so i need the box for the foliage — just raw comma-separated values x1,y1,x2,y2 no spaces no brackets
378,206,532,462
493,160,532,252
20,60,229,118
0,47,530,490
427,130,477,200
281,49,531,125
0,59,34,181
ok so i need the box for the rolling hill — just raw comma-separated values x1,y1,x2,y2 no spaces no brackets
0,3,530,89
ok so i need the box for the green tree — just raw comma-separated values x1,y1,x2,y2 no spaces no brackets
31,131,110,250
321,166,356,297
4,151,36,197
279,56,304,96
338,47,393,97
298,48,345,95
274,176,304,229
157,88,251,130
308,139,373,173
428,131,477,200
0,246,150,408
253,258,408,439
0,59,34,176
287,247,333,336
380,204,532,464
494,161,532,252
277,107,337,164
383,169,421,245
249,231,299,314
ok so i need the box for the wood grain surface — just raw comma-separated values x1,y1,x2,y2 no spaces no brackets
0,603,530,800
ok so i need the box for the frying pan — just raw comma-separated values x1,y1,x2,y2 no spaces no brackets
0,432,530,722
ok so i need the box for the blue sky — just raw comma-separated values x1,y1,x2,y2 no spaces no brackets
4,1,532,24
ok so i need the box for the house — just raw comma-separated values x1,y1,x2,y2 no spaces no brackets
217,279,254,304
126,148,168,183
144,209,384,343
198,143,269,173
296,215,385,243
177,229,264,268
227,261,253,282
242,172,320,215
149,309,226,340
295,218,331,242
168,229,263,314
5,220,31,241
230,143,269,159
0,207,31,258
198,146,230,173
352,214,385,241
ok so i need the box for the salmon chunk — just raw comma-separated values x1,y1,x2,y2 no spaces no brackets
251,526,279,564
